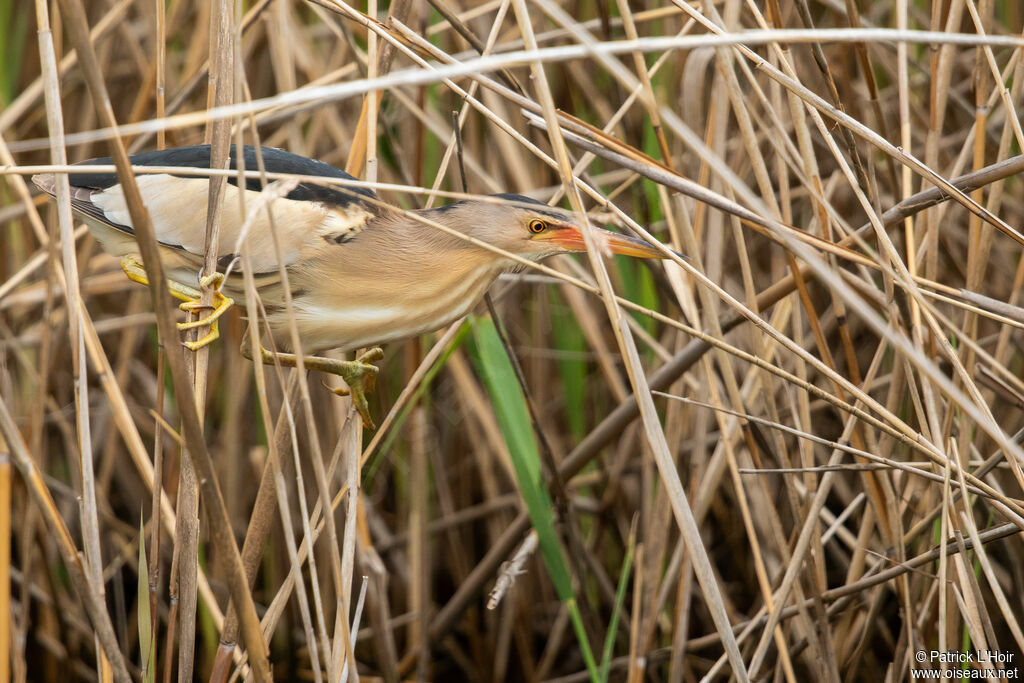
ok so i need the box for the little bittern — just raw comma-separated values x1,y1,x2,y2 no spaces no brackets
34,144,669,428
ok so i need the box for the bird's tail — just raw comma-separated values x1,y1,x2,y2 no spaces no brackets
32,173,56,196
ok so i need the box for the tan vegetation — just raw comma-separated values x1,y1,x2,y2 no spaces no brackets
0,0,1023,681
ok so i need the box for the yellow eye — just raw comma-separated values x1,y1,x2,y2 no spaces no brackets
528,219,548,234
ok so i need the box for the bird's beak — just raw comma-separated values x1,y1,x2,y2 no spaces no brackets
536,224,670,259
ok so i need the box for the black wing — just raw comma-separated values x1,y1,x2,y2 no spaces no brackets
66,144,376,209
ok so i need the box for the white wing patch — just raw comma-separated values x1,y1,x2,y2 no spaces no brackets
89,174,370,273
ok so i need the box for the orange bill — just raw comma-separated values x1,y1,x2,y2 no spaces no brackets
535,223,674,259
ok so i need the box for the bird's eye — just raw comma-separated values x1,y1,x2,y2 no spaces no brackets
528,219,548,234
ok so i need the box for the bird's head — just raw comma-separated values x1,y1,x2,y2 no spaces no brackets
422,194,671,263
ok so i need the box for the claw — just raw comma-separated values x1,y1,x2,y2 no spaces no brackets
322,377,349,396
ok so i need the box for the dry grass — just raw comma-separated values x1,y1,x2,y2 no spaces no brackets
1,0,1024,681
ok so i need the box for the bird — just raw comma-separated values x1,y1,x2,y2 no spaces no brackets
33,144,670,428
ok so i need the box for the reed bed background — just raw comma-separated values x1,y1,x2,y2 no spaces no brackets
1,0,1023,681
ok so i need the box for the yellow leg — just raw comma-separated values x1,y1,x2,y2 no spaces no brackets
121,255,234,351
240,331,383,430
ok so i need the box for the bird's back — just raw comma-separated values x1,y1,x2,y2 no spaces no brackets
32,145,380,288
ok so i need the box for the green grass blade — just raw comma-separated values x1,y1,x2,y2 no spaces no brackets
137,519,155,683
470,315,598,681
549,289,587,440
0,0,28,106
599,521,637,683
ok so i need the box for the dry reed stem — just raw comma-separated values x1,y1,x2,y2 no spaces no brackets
0,396,130,683
4,2,1024,680
33,2,108,678
54,0,272,678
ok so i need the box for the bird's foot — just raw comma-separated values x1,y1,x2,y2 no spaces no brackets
177,273,234,351
240,332,383,429
323,348,384,430
120,256,233,351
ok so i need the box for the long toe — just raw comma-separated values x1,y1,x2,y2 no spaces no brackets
350,387,376,430
357,347,385,364
179,300,213,314
177,291,234,332
182,325,220,351
362,361,379,395
339,359,379,429
326,380,374,428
